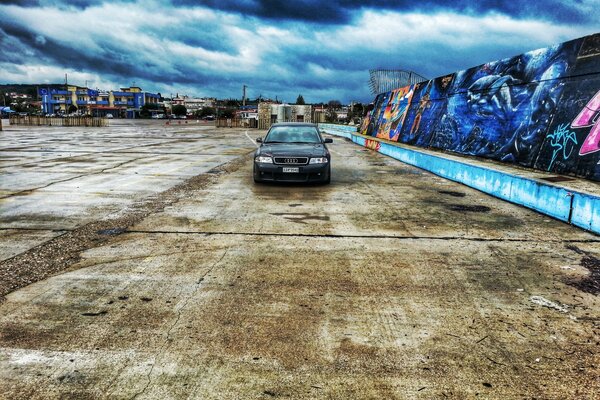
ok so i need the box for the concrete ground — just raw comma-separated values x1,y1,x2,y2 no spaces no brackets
0,119,255,261
0,121,599,399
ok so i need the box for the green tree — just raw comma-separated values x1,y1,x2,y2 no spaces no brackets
172,104,187,116
195,106,216,118
327,100,341,110
353,102,365,117
68,104,78,114
140,103,160,118
220,108,235,119
325,109,338,123
295,94,305,105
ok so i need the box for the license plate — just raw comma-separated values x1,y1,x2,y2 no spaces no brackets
282,167,299,173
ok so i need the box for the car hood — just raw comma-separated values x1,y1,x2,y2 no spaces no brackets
258,143,327,157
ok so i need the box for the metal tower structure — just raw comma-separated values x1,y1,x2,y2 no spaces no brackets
368,69,427,96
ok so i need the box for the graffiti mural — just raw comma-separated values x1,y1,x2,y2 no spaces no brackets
399,74,454,147
546,124,579,171
361,32,600,181
431,39,579,166
365,139,381,151
573,90,600,156
535,34,600,180
375,85,415,141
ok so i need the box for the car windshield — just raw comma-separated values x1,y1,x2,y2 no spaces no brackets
264,126,321,144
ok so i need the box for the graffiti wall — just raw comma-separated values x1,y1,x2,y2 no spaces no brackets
360,33,600,181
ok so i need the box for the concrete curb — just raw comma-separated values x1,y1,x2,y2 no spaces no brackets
319,124,599,235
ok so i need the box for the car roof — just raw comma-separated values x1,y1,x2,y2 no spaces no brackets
269,122,318,128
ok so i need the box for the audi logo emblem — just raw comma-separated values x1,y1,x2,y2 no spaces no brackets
285,158,298,164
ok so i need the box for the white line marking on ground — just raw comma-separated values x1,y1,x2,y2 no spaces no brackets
245,130,259,148
329,147,344,156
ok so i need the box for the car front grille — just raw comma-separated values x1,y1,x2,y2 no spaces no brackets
274,157,309,165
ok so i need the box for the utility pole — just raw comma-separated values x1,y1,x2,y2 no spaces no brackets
242,85,247,106
65,73,68,115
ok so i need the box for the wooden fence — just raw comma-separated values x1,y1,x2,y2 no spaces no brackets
216,118,258,128
9,115,109,127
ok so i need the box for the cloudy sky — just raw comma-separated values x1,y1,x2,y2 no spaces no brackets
0,1,598,103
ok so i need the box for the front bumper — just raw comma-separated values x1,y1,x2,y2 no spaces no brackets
254,162,330,182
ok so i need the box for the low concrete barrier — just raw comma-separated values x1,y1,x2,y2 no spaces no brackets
319,123,600,235
318,123,356,139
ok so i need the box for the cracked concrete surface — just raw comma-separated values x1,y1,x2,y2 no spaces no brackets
0,120,256,261
0,121,599,399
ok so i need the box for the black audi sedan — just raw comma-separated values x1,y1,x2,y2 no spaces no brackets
253,123,333,184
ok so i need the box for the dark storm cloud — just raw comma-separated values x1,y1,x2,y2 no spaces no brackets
0,0,597,102
0,0,131,8
171,0,596,25
0,16,215,86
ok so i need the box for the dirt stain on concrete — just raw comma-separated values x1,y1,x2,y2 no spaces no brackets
565,244,600,295
270,212,330,224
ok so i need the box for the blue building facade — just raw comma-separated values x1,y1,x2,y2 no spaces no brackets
39,86,160,118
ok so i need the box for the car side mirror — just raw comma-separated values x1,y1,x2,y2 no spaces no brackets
256,137,263,143
324,138,333,143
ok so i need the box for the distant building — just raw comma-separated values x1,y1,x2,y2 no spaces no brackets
236,105,258,120
5,92,32,100
258,103,312,129
39,86,160,118
312,105,327,123
171,95,216,114
312,104,349,123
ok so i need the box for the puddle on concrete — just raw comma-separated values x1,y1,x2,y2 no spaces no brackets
446,204,491,213
438,190,466,197
575,254,600,295
96,228,126,236
81,310,108,317
565,245,600,295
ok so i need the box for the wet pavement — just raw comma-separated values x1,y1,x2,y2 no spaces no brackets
0,121,599,398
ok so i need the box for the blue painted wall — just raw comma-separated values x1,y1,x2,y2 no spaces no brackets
361,33,600,182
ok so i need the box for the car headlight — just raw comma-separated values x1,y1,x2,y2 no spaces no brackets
309,157,328,164
255,156,273,164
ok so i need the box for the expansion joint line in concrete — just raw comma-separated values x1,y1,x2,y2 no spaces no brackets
0,157,146,200
0,227,69,232
124,229,600,243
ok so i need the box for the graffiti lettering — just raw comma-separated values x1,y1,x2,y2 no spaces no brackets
572,90,600,156
547,124,578,170
365,139,381,151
